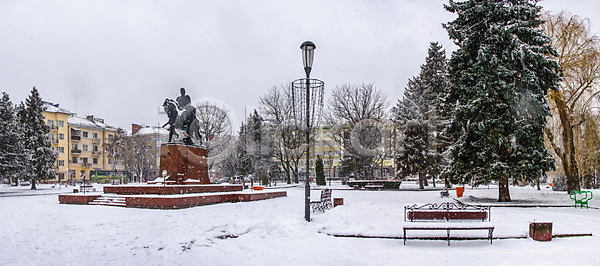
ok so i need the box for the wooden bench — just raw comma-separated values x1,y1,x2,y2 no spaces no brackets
364,183,384,190
310,189,332,212
440,190,450,197
403,202,494,246
79,185,96,192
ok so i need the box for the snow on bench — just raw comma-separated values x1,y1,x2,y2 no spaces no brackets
403,202,494,245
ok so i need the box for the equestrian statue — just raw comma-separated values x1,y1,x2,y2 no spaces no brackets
162,88,202,145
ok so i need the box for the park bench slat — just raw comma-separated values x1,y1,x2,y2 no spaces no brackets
403,202,494,245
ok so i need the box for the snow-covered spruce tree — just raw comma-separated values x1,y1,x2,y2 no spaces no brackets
393,78,429,189
0,92,26,185
18,87,57,189
420,42,451,187
393,42,450,189
315,155,326,186
442,0,559,201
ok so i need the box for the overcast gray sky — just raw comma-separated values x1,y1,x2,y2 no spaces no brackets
1,0,598,130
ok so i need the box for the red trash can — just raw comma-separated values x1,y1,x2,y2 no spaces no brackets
529,220,553,241
455,186,464,197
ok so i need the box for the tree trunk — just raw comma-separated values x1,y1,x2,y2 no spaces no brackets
552,93,581,192
418,172,425,189
498,176,511,202
31,179,37,190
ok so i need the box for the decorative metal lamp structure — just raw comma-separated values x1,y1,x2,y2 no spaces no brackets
292,41,324,222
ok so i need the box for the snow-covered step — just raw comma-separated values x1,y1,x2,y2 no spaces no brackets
90,195,127,207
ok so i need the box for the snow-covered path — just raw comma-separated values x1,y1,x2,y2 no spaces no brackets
0,184,599,265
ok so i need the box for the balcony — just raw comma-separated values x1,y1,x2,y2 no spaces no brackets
71,149,81,154
51,139,59,144
92,138,101,144
92,151,102,156
82,163,91,168
50,126,59,131
71,135,81,141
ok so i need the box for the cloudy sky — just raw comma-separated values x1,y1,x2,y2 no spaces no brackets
1,0,599,130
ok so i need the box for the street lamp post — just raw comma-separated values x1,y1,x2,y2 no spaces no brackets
301,41,316,222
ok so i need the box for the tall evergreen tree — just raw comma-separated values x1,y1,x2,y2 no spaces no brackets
393,42,449,189
18,87,57,189
394,77,430,188
442,0,560,201
315,155,326,186
0,92,25,185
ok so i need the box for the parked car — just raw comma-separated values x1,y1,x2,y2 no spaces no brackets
20,180,31,186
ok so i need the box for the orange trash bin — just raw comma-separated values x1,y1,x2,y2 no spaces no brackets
455,186,464,197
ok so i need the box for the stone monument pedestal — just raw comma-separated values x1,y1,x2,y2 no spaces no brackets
159,143,209,184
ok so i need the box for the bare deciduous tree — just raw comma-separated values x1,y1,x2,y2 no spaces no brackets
122,134,156,182
542,11,600,191
194,101,236,172
259,85,306,184
326,84,390,180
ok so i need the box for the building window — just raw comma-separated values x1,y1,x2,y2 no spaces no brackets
48,133,55,140
71,144,78,150
57,120,64,127
82,144,88,151
93,158,98,164
314,142,320,147
58,160,64,166
47,120,54,127
58,133,64,140
93,132,98,139
57,147,64,153
93,145,99,152
72,157,78,164
82,131,89,138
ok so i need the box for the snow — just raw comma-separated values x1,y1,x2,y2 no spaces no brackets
1,183,599,265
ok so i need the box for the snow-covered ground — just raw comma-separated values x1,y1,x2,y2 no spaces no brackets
1,182,599,266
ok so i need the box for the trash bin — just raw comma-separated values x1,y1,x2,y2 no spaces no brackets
334,198,344,207
455,186,464,197
529,220,552,241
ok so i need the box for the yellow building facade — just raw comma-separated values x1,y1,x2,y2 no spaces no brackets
43,103,124,183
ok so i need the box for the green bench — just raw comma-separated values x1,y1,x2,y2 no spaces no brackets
569,191,593,208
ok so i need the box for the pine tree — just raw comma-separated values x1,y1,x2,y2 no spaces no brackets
18,87,57,189
393,42,449,189
0,92,25,185
394,77,430,189
315,155,326,186
442,0,559,201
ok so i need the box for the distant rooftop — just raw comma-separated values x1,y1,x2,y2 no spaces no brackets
43,102,71,114
133,126,169,136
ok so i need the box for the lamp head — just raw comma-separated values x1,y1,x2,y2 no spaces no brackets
300,41,316,77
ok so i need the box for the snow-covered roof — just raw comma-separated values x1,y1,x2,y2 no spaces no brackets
43,102,71,114
68,115,115,130
134,126,169,136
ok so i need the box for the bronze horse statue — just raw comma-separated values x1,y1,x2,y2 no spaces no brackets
162,99,202,145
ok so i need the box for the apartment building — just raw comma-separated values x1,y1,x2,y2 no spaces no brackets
43,102,124,183
302,126,396,179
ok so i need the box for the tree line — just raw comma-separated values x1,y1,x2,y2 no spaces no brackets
0,87,56,189
4,2,600,202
